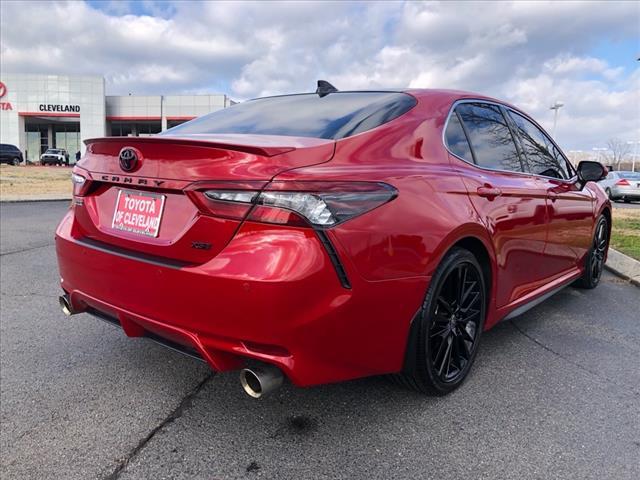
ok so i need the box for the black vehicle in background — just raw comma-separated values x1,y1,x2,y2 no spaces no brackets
0,144,23,166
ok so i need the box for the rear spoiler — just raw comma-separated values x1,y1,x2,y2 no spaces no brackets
84,134,332,158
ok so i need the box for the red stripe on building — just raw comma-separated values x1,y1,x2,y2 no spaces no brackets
19,112,81,118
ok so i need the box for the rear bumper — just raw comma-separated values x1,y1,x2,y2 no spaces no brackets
56,209,428,386
611,186,640,200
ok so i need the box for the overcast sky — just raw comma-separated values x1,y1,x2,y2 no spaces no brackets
1,0,638,150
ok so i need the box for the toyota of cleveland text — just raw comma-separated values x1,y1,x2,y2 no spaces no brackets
56,82,611,398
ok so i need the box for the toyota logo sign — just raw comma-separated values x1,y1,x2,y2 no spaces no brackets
0,82,7,98
119,148,139,172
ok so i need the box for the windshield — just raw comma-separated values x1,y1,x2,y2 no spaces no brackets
162,92,417,140
45,149,61,154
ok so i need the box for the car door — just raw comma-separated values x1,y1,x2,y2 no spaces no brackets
445,102,549,308
506,110,594,278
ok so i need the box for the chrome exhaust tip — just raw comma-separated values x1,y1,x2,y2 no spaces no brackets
240,365,283,398
59,295,74,316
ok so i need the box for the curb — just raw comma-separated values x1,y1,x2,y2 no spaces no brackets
605,248,640,287
1,196,72,203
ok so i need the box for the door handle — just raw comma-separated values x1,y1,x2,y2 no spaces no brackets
548,191,559,202
477,186,502,199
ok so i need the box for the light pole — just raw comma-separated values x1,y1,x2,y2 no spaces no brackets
627,141,639,172
592,147,608,165
550,101,564,138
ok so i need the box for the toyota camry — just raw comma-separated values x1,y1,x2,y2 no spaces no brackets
56,82,610,397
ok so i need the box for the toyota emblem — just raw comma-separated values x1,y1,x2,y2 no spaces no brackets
119,148,139,172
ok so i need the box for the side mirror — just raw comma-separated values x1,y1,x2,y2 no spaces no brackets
577,161,607,186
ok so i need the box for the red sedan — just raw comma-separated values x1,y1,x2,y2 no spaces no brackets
56,85,610,397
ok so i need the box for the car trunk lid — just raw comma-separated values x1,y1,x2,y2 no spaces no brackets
72,135,335,264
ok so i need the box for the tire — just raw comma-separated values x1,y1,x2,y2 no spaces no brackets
575,215,608,289
397,247,487,395
11,157,20,166
605,188,614,200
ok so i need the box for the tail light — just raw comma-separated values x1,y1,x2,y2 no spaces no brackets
615,179,630,186
189,181,397,228
185,181,266,221
71,172,92,197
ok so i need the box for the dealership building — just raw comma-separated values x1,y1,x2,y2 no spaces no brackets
0,73,233,163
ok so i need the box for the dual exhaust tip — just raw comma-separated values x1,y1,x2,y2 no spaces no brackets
59,294,283,398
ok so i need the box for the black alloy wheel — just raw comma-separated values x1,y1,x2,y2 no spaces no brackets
575,215,608,289
397,247,486,395
589,217,608,284
428,260,483,383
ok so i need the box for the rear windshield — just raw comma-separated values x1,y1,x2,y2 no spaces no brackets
162,92,416,140
619,172,640,180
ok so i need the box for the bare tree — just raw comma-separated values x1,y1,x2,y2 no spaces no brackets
606,138,631,168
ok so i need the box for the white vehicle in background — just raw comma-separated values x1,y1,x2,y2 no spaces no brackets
599,171,640,203
40,148,69,166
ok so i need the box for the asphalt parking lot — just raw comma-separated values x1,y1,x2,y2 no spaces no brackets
1,201,639,480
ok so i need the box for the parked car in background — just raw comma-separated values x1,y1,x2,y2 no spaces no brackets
40,148,69,166
599,170,640,203
56,86,611,398
0,143,23,166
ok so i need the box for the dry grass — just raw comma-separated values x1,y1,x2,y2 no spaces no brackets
0,165,72,198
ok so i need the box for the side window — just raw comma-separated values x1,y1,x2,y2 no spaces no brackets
444,112,473,163
508,111,570,179
456,103,523,172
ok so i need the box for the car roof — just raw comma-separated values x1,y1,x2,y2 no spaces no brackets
272,88,523,115
403,88,523,111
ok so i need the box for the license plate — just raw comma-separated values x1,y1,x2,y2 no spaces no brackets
111,190,166,238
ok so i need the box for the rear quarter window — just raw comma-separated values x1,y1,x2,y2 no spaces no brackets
162,92,417,140
444,112,473,163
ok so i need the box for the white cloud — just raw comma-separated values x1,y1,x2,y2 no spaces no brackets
545,56,609,75
0,0,638,149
